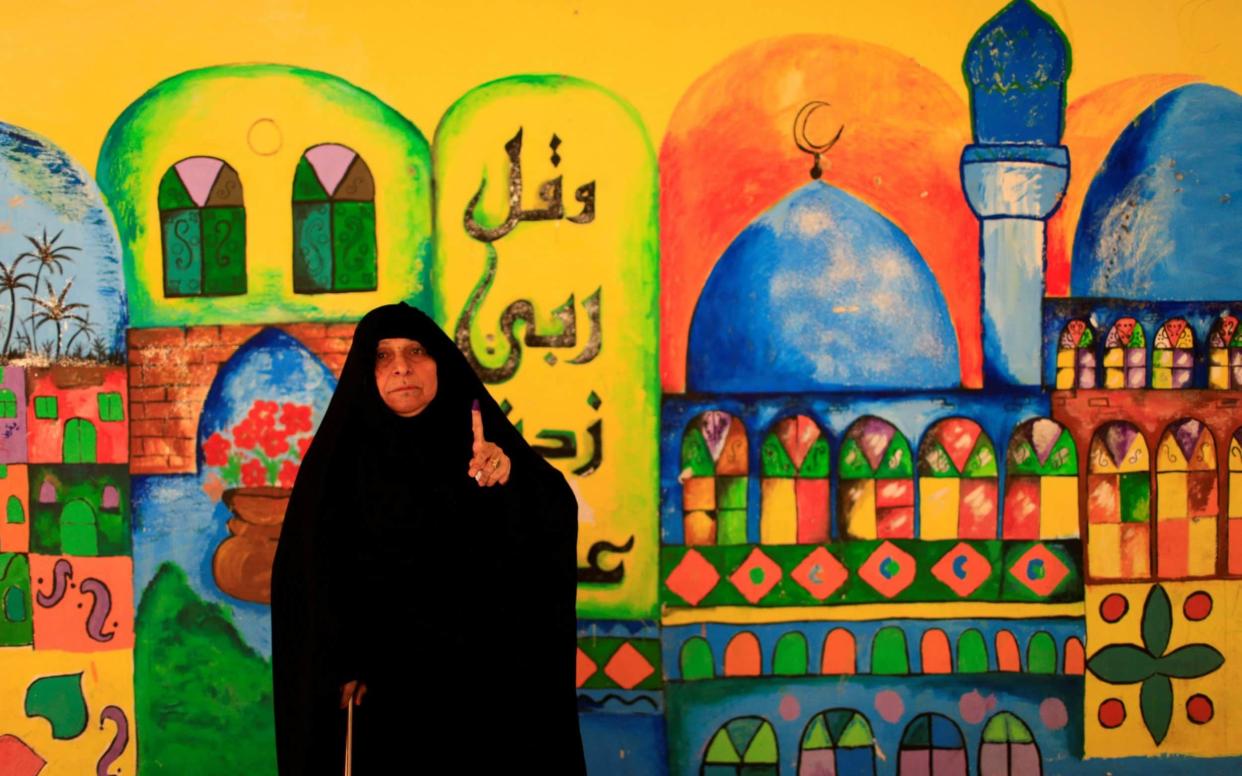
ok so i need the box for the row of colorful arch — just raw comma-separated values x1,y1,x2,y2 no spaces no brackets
672,411,1241,579
701,710,1043,775
1055,313,1242,390
670,626,1083,681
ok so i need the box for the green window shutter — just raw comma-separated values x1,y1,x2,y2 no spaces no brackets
161,209,204,296
34,396,57,419
63,418,97,464
97,392,123,422
0,389,16,419
292,202,333,293
201,207,247,295
331,201,378,292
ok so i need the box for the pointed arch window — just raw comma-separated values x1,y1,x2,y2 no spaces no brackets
681,411,748,545
1208,314,1241,390
158,157,246,297
799,709,876,776
1152,318,1195,389
1087,422,1150,579
839,417,913,539
1003,419,1079,539
979,713,1041,776
1103,318,1145,389
917,418,998,539
702,717,778,776
759,415,829,544
1056,319,1096,389
1156,419,1217,578
292,144,377,293
898,713,967,776
1230,429,1242,575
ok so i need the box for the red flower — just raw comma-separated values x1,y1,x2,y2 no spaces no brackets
280,403,313,434
297,436,313,457
260,428,290,458
248,400,279,431
241,459,268,487
203,433,231,467
232,418,259,450
278,460,300,489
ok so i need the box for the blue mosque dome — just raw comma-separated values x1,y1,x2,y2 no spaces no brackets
1071,84,1242,300
964,0,1070,145
687,183,959,393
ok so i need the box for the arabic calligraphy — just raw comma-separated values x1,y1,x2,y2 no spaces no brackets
462,128,594,243
577,535,635,584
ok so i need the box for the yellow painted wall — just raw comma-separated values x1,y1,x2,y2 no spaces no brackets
2,1,1240,174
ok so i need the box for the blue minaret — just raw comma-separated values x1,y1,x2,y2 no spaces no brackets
961,0,1070,386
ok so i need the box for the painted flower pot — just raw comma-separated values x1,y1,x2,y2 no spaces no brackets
213,486,291,604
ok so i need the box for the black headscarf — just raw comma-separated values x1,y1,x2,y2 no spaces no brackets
271,303,583,774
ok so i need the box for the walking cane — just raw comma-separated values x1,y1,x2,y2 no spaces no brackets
344,698,354,776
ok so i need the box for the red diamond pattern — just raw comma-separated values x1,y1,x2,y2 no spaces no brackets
857,541,916,598
604,642,655,689
576,647,598,687
791,546,848,600
1008,543,1069,597
930,542,992,597
729,548,783,604
665,549,720,606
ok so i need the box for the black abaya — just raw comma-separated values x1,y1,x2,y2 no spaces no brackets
271,303,585,774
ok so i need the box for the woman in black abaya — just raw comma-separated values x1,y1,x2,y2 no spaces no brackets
271,303,585,774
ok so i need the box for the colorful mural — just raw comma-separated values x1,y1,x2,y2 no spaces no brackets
0,0,1240,773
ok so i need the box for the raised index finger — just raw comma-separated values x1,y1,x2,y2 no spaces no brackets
471,399,485,449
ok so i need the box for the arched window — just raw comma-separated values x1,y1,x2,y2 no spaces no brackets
995,630,1020,672
871,627,910,675
63,418,97,464
702,717,778,776
1056,319,1096,389
0,388,15,419
680,637,714,681
101,486,120,511
1208,314,1241,390
6,495,23,525
1103,318,1145,389
1026,632,1056,674
772,632,808,676
1004,419,1079,539
38,479,57,504
1153,318,1195,389
292,144,377,293
1063,637,1085,675
920,629,952,674
821,628,857,675
1156,419,1218,578
759,415,829,543
158,157,246,296
917,418,998,539
979,713,1041,776
839,417,913,539
1087,422,1150,579
681,411,748,545
1,554,30,628
60,499,97,556
898,713,968,776
723,632,761,677
1230,429,1242,575
799,709,877,776
956,629,989,673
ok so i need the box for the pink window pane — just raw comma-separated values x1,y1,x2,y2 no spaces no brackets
102,486,120,510
38,480,57,503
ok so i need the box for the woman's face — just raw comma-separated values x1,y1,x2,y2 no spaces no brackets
374,338,438,417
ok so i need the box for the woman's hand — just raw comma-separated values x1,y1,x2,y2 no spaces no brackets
468,401,511,487
340,680,367,709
